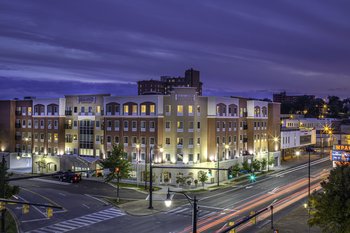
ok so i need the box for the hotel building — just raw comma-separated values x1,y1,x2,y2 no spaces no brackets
0,88,280,184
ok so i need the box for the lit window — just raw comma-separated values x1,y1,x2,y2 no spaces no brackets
150,105,155,113
188,105,193,114
132,105,137,114
177,105,183,114
141,105,146,114
124,105,129,114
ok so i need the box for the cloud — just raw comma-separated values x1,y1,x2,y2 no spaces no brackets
0,0,349,99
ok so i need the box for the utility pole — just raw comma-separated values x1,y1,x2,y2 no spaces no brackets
1,155,6,233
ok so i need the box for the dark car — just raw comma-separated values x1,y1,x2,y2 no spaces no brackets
58,172,81,183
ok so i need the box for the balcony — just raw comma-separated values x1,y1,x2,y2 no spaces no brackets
15,123,21,128
65,110,72,116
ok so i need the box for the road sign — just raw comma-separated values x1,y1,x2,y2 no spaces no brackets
47,207,53,218
22,204,29,214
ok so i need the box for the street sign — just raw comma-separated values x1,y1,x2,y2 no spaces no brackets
47,207,53,218
22,204,29,214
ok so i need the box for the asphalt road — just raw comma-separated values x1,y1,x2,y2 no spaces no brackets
7,158,332,233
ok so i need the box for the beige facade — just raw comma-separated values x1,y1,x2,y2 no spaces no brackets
0,89,281,178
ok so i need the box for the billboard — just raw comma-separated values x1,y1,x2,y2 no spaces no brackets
331,150,350,162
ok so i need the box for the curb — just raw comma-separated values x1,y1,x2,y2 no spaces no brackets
6,207,23,233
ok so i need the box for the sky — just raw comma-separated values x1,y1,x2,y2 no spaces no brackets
0,0,349,100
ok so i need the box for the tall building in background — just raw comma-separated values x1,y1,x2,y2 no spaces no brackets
0,88,281,184
138,68,203,95
273,91,315,104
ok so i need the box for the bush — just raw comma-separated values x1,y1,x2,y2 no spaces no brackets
186,180,192,186
164,177,169,183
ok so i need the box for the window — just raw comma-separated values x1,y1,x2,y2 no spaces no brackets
132,105,137,114
88,106,92,113
107,136,111,143
28,107,32,115
150,137,155,145
177,121,183,129
74,107,77,113
124,105,129,114
114,120,119,129
48,133,52,142
54,133,58,143
40,120,44,128
166,154,171,161
132,121,137,130
54,120,58,129
150,121,155,130
96,105,101,114
216,121,220,130
197,138,200,145
197,122,201,129
150,105,155,114
189,138,194,145
28,120,32,128
165,105,171,115
141,137,146,145
124,136,128,144
165,121,171,130
141,121,146,130
132,136,137,144
216,137,220,144
197,105,200,114
189,121,194,130
177,137,183,145
166,138,171,145
124,121,129,130
177,105,183,115
96,121,100,128
141,105,146,114
73,121,78,128
81,106,85,113
188,105,193,115
189,154,194,162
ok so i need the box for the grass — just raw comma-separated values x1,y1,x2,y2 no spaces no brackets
2,210,18,233
104,198,134,206
110,181,161,192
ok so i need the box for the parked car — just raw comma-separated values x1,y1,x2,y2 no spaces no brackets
58,172,81,183
52,171,64,179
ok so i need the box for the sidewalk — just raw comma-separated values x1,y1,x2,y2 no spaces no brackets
257,205,321,233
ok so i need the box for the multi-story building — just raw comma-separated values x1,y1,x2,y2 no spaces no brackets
273,91,315,104
138,68,203,95
0,88,281,184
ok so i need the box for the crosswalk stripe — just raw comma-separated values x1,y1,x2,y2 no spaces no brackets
25,208,124,233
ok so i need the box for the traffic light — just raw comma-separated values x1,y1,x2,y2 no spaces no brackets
47,207,53,218
22,204,29,214
0,202,4,211
208,169,212,177
228,221,236,233
228,169,233,179
249,174,256,182
250,211,256,224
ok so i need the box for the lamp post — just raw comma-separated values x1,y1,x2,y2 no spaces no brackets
136,144,140,187
148,146,163,210
165,188,198,233
217,143,220,187
1,153,8,233
144,144,148,190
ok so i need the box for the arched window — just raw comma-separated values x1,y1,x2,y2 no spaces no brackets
216,103,227,116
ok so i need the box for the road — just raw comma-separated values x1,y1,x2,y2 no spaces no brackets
7,157,332,233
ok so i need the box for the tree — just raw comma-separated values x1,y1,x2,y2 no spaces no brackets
231,163,241,177
261,158,267,171
251,159,261,172
198,171,208,188
242,160,251,172
1,156,20,231
308,164,350,233
100,145,131,203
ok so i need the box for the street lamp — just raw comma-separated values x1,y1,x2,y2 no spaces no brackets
216,143,220,186
148,145,163,209
136,144,140,187
164,188,198,233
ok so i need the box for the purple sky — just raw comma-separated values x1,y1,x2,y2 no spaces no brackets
0,1,349,100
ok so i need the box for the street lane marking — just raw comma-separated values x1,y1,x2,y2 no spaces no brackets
30,178,71,185
82,204,90,209
25,208,125,233
84,194,109,205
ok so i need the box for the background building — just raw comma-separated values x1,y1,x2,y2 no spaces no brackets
138,68,203,96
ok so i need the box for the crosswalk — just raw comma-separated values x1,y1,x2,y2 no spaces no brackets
25,208,125,233
167,206,217,219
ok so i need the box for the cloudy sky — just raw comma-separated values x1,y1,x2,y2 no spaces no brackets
0,0,349,99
